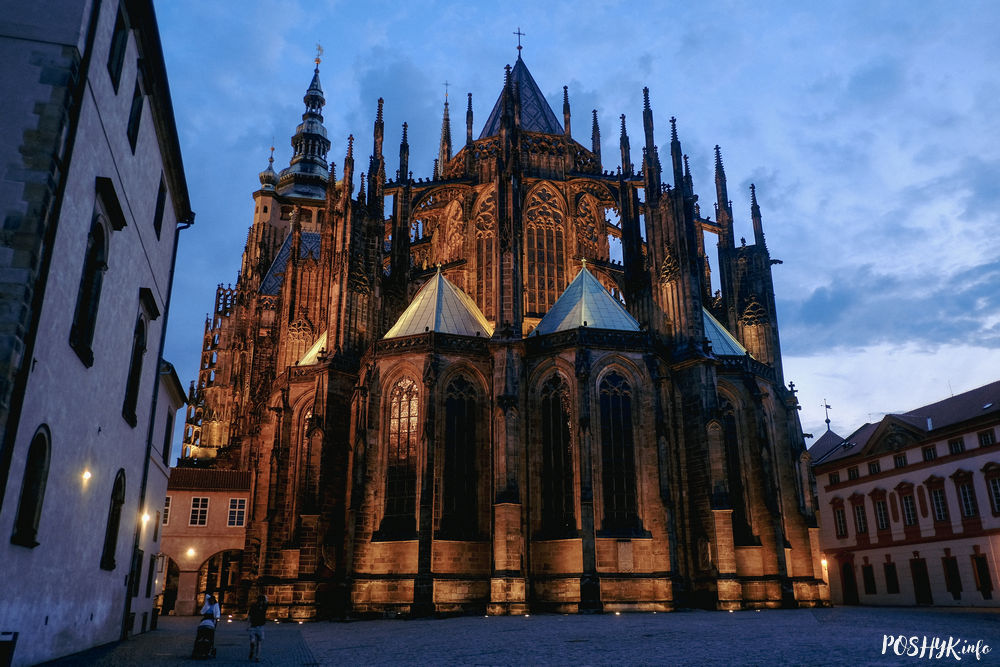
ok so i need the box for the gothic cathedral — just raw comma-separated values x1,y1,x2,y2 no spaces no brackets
181,52,829,618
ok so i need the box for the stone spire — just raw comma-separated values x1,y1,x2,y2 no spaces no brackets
438,92,452,175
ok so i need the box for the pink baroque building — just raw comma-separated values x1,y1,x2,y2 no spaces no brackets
158,468,250,616
811,380,1000,606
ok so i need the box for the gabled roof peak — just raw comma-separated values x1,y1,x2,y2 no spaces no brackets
479,56,563,139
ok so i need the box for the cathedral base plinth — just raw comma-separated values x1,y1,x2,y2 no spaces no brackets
488,577,527,615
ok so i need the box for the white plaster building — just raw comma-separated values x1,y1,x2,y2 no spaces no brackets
0,1,191,663
811,381,1000,607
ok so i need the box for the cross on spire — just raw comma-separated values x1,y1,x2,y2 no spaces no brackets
443,80,449,101
514,27,525,53
315,44,323,66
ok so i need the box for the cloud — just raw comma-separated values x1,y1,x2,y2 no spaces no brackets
779,258,1000,354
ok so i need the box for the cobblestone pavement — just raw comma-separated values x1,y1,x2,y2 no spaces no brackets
44,607,1000,666
44,616,317,666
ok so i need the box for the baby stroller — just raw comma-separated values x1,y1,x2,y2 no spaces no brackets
191,613,218,659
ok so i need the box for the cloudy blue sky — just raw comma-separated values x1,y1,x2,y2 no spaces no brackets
154,0,1000,455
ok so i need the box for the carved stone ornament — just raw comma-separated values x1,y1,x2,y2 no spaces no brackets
658,246,680,285
740,296,767,326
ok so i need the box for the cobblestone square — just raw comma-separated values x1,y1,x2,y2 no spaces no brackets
45,607,1000,666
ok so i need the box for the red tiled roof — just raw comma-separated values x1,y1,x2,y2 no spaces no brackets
167,468,251,491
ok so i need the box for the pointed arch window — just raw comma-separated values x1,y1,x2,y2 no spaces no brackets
599,371,641,535
379,377,419,538
70,216,108,367
720,397,755,545
10,427,50,548
100,469,127,570
539,375,575,537
476,231,495,321
439,376,479,538
122,316,147,427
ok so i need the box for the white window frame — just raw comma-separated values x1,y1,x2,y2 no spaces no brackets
189,496,209,526
874,499,889,531
901,494,917,526
990,477,1000,514
959,483,978,518
833,507,847,538
163,496,171,525
853,504,868,534
227,497,246,527
930,488,949,522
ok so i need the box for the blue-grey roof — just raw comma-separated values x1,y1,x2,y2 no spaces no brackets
479,56,563,139
532,266,640,335
384,270,493,339
259,231,322,295
702,309,750,357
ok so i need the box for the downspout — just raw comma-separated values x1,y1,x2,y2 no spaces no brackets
121,211,193,638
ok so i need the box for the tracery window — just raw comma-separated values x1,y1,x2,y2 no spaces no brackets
100,469,126,570
70,216,108,366
10,427,50,548
439,376,478,538
381,377,419,536
524,187,567,316
539,375,575,536
599,372,640,534
476,232,495,320
720,397,754,544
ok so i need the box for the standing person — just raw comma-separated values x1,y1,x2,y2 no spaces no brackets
247,594,268,662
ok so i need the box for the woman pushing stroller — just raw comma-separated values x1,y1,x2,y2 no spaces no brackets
192,592,221,659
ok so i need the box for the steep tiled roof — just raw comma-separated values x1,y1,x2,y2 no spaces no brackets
259,231,321,295
384,270,493,339
900,380,1000,431
810,423,880,466
533,266,640,335
810,380,1000,467
167,468,251,492
479,56,563,139
807,428,845,462
703,309,750,357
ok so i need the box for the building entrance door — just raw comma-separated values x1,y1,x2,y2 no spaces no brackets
909,557,933,605
841,562,859,605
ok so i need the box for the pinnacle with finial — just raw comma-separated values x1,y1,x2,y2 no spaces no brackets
670,116,678,142
401,122,408,143
620,114,627,136
347,134,354,158
643,87,650,111
750,183,758,206
714,145,723,169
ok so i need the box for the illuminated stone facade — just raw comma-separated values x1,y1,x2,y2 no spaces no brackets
181,53,828,618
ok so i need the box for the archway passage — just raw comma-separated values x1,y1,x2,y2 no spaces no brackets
197,549,243,612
